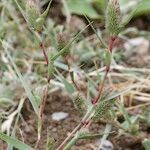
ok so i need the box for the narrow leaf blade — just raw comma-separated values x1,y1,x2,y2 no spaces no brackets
0,132,33,150
2,41,39,115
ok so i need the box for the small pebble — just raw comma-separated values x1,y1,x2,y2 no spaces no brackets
51,112,68,121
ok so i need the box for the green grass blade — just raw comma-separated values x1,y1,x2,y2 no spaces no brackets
134,0,150,16
84,15,107,48
117,102,131,125
1,40,39,115
41,0,53,18
121,6,139,27
105,84,138,101
13,0,26,20
55,69,75,94
0,132,33,150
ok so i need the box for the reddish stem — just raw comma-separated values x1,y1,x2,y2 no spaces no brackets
56,36,117,149
109,36,116,52
39,42,51,83
92,37,116,104
84,120,93,128
39,42,49,66
92,67,109,104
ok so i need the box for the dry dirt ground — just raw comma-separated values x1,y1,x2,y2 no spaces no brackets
1,89,149,150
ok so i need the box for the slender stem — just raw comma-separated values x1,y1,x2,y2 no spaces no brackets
57,37,117,149
65,56,80,91
36,33,50,148
57,104,94,149
64,135,78,150
39,86,48,119
108,37,116,53
84,120,93,128
92,67,109,104
39,41,49,66
56,123,83,150
92,37,116,104
35,85,49,149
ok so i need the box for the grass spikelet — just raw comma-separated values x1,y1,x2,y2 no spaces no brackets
57,32,70,57
73,92,87,113
105,0,121,36
92,99,116,121
25,0,40,29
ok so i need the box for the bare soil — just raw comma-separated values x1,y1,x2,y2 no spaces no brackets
17,91,149,149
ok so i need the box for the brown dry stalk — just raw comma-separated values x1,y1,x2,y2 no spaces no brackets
39,86,48,119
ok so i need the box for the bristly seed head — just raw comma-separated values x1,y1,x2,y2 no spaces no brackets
57,32,70,57
25,0,51,31
72,92,87,113
105,0,121,37
25,0,40,29
92,99,115,121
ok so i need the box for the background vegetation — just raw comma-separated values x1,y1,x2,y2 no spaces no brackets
0,0,150,149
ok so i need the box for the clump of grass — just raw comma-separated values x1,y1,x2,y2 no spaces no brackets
56,0,139,149
0,0,143,149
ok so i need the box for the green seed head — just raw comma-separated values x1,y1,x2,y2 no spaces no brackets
105,0,121,37
92,99,115,121
73,92,87,113
25,0,52,31
25,0,40,29
57,32,70,57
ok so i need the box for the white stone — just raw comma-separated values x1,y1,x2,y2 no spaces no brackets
51,112,68,121
124,37,149,55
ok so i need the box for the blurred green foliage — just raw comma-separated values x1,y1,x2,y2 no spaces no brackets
63,0,150,19
63,0,99,18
